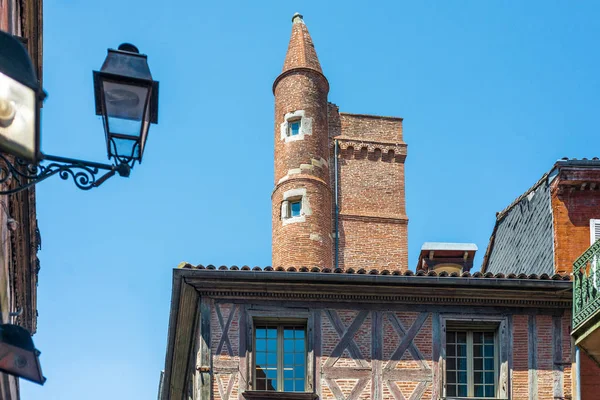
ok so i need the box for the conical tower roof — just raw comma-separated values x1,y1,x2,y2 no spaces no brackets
282,13,323,74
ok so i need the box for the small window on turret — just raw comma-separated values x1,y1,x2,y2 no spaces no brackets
290,200,301,217
288,119,301,136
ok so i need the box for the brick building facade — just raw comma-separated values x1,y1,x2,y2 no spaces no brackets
0,1,42,399
161,14,586,400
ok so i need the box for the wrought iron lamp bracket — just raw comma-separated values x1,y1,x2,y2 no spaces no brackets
0,153,131,195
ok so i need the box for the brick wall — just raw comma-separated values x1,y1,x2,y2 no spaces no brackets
552,169,600,275
580,351,600,400
329,111,409,271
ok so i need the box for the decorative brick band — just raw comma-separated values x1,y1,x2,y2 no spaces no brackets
272,174,331,197
339,212,409,224
272,67,330,93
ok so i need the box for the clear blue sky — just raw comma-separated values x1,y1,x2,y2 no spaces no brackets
20,1,600,399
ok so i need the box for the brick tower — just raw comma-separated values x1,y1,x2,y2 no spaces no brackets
272,13,333,268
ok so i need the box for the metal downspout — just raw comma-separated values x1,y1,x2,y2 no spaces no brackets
576,346,581,400
334,139,339,269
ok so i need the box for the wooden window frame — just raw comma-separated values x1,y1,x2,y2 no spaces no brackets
445,328,498,398
440,315,509,400
244,309,315,396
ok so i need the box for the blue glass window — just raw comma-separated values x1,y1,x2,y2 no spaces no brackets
289,120,301,136
290,201,301,217
254,324,306,392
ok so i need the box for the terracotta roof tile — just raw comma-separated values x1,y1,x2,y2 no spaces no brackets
178,263,571,281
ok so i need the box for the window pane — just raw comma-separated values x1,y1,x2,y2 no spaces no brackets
458,371,467,384
284,328,294,338
457,358,467,370
256,340,266,352
256,328,267,339
295,339,305,352
284,339,294,352
457,344,466,356
256,379,266,390
256,353,266,366
484,358,494,370
457,385,467,396
284,368,293,379
447,358,456,370
484,332,494,344
267,328,277,338
295,366,305,378
284,380,294,392
446,331,456,343
447,371,456,383
485,345,494,357
290,201,301,217
485,385,495,397
296,329,305,339
447,385,456,396
284,353,294,365
447,345,456,356
475,385,484,397
290,121,300,136
295,353,304,364
295,379,305,392
267,353,277,365
457,332,467,343
267,339,277,352
485,372,495,384
474,372,483,384
474,358,483,370
473,332,483,344
473,344,482,357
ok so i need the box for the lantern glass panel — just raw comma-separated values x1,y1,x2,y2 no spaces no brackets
0,71,37,161
102,80,149,138
110,137,139,160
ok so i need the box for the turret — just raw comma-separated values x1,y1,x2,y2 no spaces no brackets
271,13,333,268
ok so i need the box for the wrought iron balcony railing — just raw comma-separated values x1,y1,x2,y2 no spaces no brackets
573,239,600,330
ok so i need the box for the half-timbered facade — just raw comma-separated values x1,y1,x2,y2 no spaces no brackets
161,266,574,400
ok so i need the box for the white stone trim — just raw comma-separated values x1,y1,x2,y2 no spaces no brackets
280,110,313,142
281,188,311,225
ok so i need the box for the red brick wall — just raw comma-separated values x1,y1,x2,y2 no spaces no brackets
551,169,600,275
512,315,529,398
330,112,409,271
580,350,600,400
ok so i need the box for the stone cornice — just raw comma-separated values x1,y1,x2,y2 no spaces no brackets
332,136,407,162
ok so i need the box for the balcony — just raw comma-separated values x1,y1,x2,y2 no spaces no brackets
573,239,600,364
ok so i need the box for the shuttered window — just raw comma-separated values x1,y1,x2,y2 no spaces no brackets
591,219,600,245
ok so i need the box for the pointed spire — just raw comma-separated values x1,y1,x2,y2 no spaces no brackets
282,13,323,74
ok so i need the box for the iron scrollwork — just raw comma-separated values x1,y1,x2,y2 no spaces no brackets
0,153,131,195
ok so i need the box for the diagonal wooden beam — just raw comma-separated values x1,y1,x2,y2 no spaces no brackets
215,304,236,356
347,378,369,400
384,312,429,371
324,377,347,400
386,380,406,400
408,381,428,400
324,310,369,368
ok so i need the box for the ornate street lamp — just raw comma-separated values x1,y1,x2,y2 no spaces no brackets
0,31,160,194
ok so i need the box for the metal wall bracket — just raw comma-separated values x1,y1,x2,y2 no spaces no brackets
0,153,131,195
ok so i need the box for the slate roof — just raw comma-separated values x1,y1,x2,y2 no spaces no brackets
178,263,570,280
